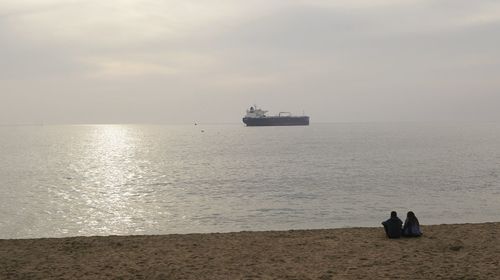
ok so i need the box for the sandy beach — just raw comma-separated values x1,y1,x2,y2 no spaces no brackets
1,222,499,279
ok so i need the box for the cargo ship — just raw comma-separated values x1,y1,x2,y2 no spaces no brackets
242,106,309,126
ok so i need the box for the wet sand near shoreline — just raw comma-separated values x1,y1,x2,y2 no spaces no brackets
1,222,499,279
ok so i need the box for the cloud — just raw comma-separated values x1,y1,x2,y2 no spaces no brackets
1,0,500,123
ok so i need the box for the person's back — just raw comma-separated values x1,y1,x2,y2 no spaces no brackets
382,211,403,238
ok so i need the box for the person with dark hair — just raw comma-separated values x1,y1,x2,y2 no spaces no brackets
382,211,403,238
402,211,422,237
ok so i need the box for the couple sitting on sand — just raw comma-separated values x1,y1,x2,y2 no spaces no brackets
382,211,422,238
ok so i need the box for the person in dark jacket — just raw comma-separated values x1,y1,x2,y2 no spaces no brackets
382,211,403,238
402,211,422,237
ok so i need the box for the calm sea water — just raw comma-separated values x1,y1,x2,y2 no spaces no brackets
1,123,499,239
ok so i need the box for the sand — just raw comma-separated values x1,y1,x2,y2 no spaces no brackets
1,222,499,279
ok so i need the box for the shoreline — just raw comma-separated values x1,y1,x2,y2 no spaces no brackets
2,222,499,279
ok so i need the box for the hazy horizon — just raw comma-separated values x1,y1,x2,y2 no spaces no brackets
2,0,500,125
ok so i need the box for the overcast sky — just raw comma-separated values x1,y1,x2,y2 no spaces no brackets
1,0,499,124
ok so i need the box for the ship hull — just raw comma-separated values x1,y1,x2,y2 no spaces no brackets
243,116,309,126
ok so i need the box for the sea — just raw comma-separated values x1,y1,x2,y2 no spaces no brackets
1,123,499,239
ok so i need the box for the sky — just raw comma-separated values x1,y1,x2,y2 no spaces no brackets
1,0,499,124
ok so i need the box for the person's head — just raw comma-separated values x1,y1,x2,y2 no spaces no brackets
390,211,397,218
406,211,419,224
